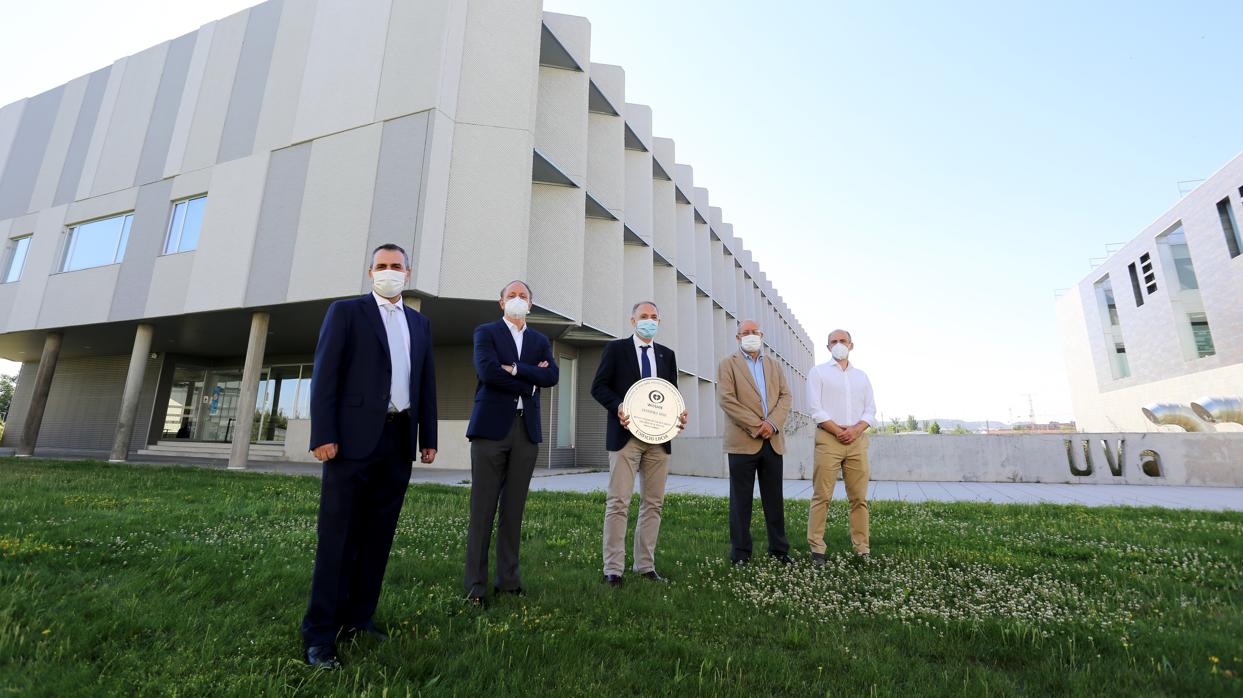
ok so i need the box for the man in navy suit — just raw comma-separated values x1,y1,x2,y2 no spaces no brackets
300,244,437,670
463,280,558,605
590,301,687,587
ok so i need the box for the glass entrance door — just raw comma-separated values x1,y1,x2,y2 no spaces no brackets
163,363,313,443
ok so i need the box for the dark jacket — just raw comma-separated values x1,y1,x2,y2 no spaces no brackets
466,319,558,442
590,336,678,453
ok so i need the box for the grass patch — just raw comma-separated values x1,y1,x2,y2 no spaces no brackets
1,458,1240,696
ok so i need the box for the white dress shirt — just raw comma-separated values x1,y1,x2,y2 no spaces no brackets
632,334,656,377
503,316,529,409
806,360,876,427
372,292,411,412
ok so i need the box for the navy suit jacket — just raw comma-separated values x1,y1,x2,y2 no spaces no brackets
466,319,559,443
590,337,678,453
309,294,437,461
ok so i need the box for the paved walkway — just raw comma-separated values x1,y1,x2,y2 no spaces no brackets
23,451,1241,512
522,472,1243,511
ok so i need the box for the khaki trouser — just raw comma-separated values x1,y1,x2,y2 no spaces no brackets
603,438,669,575
807,430,870,555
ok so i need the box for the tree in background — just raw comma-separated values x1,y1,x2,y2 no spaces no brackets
905,415,918,432
929,420,942,434
951,425,970,435
0,374,14,420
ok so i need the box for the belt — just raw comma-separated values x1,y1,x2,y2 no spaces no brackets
385,409,410,423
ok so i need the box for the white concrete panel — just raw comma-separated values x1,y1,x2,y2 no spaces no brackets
163,22,216,178
252,0,318,153
653,264,677,357
454,0,541,131
145,250,195,318
582,218,623,336
180,10,248,173
698,380,715,436
28,77,88,211
697,294,713,379
291,0,391,143
676,281,697,377
586,109,623,214
287,124,383,302
624,150,652,242
183,152,269,311
527,183,584,321
91,42,169,196
65,188,139,226
623,102,652,152
75,57,128,199
411,109,454,296
376,0,465,121
622,243,653,318
38,264,120,328
7,207,67,331
542,13,590,69
170,168,213,201
535,65,588,184
0,100,27,174
677,374,699,438
439,122,532,300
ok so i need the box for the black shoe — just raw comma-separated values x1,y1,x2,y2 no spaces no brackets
465,594,487,608
305,645,340,670
343,624,388,642
639,571,668,583
772,554,794,565
811,553,826,567
731,558,749,568
602,574,624,588
493,586,526,597
853,552,871,563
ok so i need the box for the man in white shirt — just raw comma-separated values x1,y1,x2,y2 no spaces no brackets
805,329,876,564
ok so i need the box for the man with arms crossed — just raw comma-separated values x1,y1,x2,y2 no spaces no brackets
717,319,793,566
464,280,558,606
301,244,438,669
806,329,875,565
590,301,687,587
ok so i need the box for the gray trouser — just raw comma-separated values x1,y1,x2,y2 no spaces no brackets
465,416,538,597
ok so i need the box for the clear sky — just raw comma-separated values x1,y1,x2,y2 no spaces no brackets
3,0,1243,423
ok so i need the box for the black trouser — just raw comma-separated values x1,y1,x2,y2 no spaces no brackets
465,416,538,597
728,440,789,562
301,413,412,649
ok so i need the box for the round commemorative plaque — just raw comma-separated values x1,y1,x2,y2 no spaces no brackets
621,377,686,445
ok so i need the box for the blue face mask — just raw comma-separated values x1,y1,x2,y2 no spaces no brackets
635,319,659,340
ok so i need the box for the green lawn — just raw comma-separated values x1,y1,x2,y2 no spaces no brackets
1,459,1240,697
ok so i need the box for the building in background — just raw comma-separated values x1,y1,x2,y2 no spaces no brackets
0,0,814,471
1057,151,1243,431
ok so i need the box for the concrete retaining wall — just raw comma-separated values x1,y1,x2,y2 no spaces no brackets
668,432,1243,487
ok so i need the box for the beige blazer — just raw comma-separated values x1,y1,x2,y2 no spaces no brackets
717,352,793,455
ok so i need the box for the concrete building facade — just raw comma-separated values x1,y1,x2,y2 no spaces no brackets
0,0,814,471
1057,151,1243,432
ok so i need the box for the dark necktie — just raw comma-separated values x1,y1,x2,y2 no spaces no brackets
640,345,652,378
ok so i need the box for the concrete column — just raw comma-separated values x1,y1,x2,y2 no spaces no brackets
17,332,63,457
228,311,270,470
108,323,155,462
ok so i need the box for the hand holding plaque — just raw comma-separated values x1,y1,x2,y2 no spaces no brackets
621,378,687,444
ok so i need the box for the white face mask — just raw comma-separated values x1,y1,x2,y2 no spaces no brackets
371,269,405,298
831,343,850,361
740,335,763,354
504,297,530,318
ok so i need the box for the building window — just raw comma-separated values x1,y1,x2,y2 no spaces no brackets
1126,262,1144,307
1218,197,1242,259
60,212,133,272
555,356,576,448
1155,224,1215,360
2,235,31,283
1139,252,1156,295
163,195,206,254
1093,276,1130,379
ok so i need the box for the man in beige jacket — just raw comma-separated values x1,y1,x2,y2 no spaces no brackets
717,319,793,565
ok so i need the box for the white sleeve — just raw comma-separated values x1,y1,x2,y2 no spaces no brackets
859,374,877,427
807,367,830,424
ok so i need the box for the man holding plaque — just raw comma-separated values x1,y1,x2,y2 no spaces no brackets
806,329,876,564
717,319,793,566
590,301,688,587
